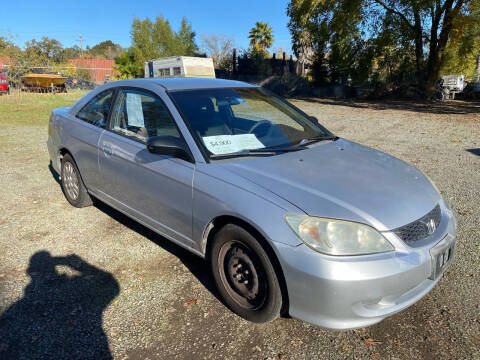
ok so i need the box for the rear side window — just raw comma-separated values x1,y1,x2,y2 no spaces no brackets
109,88,181,143
76,89,115,127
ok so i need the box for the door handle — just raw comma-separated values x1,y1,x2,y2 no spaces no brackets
102,144,113,157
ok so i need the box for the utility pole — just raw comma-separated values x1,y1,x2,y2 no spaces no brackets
77,34,84,58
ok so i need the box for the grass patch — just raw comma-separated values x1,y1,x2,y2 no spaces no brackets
0,89,88,126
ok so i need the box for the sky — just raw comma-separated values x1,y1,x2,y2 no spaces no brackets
1,0,293,55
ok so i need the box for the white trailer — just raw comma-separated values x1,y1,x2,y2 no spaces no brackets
441,75,465,99
145,56,215,79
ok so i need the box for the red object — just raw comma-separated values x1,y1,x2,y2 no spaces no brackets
68,59,118,84
0,73,9,93
0,56,12,68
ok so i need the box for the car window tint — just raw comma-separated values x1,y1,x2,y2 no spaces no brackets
170,88,324,152
76,89,114,127
230,97,303,131
110,89,180,143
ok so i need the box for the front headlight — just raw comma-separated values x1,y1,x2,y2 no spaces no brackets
285,215,394,256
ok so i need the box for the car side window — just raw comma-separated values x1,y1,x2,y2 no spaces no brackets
109,89,181,143
76,89,114,127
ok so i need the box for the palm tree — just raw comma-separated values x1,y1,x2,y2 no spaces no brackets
248,22,274,52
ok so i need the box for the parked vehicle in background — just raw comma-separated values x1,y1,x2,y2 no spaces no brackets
47,78,456,330
145,56,215,79
463,81,480,99
0,72,9,95
440,75,465,99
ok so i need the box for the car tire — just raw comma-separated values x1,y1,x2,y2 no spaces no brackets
210,224,283,323
61,154,92,208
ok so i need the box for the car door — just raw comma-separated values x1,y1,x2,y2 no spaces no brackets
96,87,195,248
66,88,115,190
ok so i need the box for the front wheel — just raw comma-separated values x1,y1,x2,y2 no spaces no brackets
210,224,283,323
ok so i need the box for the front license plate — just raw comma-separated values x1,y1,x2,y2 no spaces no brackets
429,235,455,280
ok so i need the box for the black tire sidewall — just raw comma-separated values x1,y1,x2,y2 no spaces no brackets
210,224,282,323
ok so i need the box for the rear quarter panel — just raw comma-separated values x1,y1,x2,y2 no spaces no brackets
50,107,104,190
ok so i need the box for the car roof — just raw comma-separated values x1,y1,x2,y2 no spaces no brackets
107,77,257,91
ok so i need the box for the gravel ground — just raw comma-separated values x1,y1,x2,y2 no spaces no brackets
0,96,479,360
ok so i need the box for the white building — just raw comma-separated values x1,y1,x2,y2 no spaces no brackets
145,56,215,79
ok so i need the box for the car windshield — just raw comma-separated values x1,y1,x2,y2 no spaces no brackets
168,87,333,158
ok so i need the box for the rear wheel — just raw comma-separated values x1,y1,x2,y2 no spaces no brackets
210,224,282,323
61,154,92,208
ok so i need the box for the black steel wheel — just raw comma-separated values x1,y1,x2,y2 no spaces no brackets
210,224,283,323
218,240,267,310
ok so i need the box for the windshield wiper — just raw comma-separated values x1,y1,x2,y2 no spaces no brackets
257,135,339,153
293,135,339,147
209,149,279,159
246,146,307,152
209,136,339,159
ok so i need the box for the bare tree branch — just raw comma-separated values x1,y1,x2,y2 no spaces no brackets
200,33,234,69
373,0,415,31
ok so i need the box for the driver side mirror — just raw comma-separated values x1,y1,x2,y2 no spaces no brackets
146,136,193,163
309,116,319,124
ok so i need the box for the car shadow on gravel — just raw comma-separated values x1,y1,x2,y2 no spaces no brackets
48,161,60,184
466,148,480,156
92,200,222,304
47,164,221,306
0,251,119,359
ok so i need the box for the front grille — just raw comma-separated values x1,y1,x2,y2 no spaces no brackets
394,205,442,244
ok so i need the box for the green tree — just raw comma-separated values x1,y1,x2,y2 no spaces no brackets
23,37,65,65
0,36,20,56
288,0,369,83
61,45,82,60
116,15,199,77
177,18,199,56
113,48,143,78
88,40,123,59
371,0,477,94
248,21,274,53
287,0,479,96
440,1,480,78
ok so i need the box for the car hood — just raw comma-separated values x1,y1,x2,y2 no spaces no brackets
218,139,440,231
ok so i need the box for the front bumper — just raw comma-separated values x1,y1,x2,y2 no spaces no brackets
275,201,456,330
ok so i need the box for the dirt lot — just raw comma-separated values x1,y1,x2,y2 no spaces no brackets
0,91,479,360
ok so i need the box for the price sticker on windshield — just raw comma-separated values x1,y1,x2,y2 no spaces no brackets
203,134,265,155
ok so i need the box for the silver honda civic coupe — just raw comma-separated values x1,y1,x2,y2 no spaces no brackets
47,78,456,329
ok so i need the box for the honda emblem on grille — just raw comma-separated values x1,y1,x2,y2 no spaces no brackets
426,218,436,234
